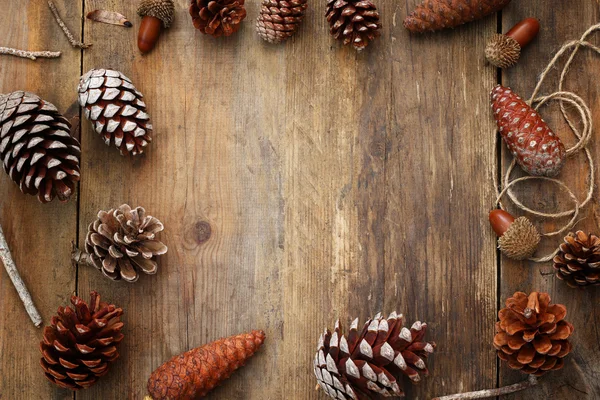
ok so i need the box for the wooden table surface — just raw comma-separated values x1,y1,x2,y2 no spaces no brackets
1,1,599,399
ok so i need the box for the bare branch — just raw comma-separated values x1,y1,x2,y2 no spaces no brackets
48,0,91,49
0,47,60,60
433,376,538,400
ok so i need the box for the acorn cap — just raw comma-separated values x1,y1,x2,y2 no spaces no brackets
485,33,521,69
137,0,175,28
498,216,540,260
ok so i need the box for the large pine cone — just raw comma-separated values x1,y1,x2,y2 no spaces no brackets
256,0,308,44
326,0,382,50
73,204,167,283
189,0,247,37
494,291,573,376
0,91,81,203
553,231,600,288
78,69,153,156
40,291,124,390
404,0,512,33
314,312,435,399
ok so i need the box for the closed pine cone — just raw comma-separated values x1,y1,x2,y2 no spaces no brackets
314,312,435,398
256,0,308,43
326,0,382,50
189,0,247,37
494,291,573,376
40,291,124,390
72,204,167,283
553,231,600,288
0,91,81,203
78,69,152,156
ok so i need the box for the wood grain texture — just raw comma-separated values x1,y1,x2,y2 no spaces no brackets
0,0,596,399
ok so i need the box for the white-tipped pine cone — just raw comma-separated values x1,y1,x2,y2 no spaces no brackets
78,69,152,156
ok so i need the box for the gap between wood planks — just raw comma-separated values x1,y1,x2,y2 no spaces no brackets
495,8,503,395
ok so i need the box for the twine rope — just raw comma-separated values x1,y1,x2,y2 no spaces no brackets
494,23,600,263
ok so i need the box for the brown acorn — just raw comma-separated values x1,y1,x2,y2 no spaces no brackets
489,209,540,260
137,0,175,53
486,18,540,68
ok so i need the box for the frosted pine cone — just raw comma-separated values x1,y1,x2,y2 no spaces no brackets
78,69,152,156
314,312,435,398
189,0,247,37
0,91,81,203
72,204,167,283
326,0,382,50
256,0,308,44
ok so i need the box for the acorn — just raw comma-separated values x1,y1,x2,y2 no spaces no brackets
137,0,175,53
489,209,540,260
486,18,540,68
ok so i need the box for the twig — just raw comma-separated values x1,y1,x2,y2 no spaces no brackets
433,376,538,400
0,224,43,327
48,0,91,49
0,47,61,60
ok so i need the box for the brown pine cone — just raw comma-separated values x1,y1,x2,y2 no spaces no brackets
39,291,124,390
314,312,435,398
494,291,574,376
146,330,266,399
326,0,382,50
72,204,167,283
256,0,308,44
553,231,600,288
189,0,247,37
0,91,81,203
404,0,512,33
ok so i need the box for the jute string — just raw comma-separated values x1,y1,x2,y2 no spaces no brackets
494,24,600,263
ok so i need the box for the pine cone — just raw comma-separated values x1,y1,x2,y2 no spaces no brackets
0,91,81,203
326,0,382,50
72,204,167,283
189,0,247,37
78,68,153,156
553,231,600,288
404,0,512,33
256,0,308,44
39,291,124,390
314,312,435,399
146,330,266,399
494,291,573,376
491,85,566,177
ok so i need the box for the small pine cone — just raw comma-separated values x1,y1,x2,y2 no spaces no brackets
256,0,308,44
189,0,247,37
553,231,600,288
494,291,573,376
146,330,266,399
404,0,512,33
491,85,566,177
485,34,521,69
72,204,167,283
138,0,175,28
0,91,81,203
78,69,153,156
39,291,124,390
314,312,435,399
326,0,382,50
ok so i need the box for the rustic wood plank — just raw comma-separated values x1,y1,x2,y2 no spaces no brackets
0,1,81,399
500,1,600,398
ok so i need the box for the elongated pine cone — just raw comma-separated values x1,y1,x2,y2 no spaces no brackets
491,85,566,177
138,0,175,27
146,330,266,399
0,91,81,203
78,68,152,156
73,204,167,283
314,312,435,399
404,0,512,33
326,0,382,50
494,291,573,376
189,0,247,37
40,291,124,390
553,231,600,288
256,0,308,44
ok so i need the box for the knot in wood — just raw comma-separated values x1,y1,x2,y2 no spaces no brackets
194,221,212,244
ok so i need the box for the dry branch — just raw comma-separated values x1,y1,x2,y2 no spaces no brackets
48,0,91,48
0,47,60,60
433,376,538,400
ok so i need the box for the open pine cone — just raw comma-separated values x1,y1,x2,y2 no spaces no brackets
325,0,382,50
73,204,167,283
189,0,247,37
553,231,600,288
314,312,435,399
494,291,573,376
40,291,124,390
